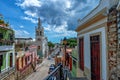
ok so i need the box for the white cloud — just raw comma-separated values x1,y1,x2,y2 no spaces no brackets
19,25,24,28
54,21,67,33
44,21,77,37
24,10,37,18
44,25,52,31
16,0,42,8
22,16,37,23
65,0,71,8
14,29,30,38
23,30,30,35
33,38,35,41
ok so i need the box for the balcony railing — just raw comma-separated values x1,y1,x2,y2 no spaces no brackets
0,67,15,79
0,40,14,51
64,68,88,80
0,39,14,45
44,63,64,80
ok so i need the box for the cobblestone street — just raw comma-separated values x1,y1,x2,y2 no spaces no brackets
25,58,55,80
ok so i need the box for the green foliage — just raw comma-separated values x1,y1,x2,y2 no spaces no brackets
66,38,77,48
0,17,9,27
0,20,4,24
48,41,55,48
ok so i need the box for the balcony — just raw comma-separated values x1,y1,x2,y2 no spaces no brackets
0,67,15,79
0,40,14,51
44,63,88,80
44,63,64,80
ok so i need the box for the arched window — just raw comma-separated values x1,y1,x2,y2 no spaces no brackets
40,31,42,36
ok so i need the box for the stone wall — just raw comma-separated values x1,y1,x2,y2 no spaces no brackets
117,9,120,79
107,5,120,80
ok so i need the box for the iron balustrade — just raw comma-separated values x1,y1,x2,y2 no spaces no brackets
44,63,64,80
0,39,14,46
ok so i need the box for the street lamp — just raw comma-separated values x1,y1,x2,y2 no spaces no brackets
63,37,67,66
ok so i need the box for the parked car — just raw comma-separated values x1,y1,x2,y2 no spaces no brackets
47,57,51,60
48,64,55,74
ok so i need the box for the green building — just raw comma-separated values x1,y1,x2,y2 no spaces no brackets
0,18,15,80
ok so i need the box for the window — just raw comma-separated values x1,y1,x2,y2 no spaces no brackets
28,56,30,61
0,55,3,66
40,31,42,35
10,53,13,67
25,57,27,65
0,33,3,39
79,38,84,71
10,34,13,41
0,55,3,73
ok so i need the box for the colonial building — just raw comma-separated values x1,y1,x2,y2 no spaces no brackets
14,35,37,80
0,19,15,80
35,18,48,59
76,0,120,80
16,45,37,80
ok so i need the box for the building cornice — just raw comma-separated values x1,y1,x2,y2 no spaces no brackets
76,0,119,32
76,8,107,32
76,0,108,31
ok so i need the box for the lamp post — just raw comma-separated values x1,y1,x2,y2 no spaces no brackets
63,37,67,66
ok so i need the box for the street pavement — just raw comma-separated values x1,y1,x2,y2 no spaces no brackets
25,58,55,80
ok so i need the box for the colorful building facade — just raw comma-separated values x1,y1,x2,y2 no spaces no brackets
16,45,37,80
0,20,15,80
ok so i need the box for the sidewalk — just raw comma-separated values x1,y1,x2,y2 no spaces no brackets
25,58,54,80
36,58,46,70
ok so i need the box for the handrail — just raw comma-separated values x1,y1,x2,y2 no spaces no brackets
44,63,64,80
65,68,88,80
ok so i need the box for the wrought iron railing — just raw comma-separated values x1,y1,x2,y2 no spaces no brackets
44,63,64,80
0,39,14,46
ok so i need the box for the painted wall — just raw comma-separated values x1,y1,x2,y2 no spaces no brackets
72,59,77,77
1,54,6,70
1,50,15,71
78,27,107,80
71,49,77,77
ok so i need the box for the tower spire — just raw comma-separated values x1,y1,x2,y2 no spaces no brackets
38,17,41,29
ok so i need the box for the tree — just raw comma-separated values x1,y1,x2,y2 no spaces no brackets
48,41,54,48
0,15,9,27
64,38,77,48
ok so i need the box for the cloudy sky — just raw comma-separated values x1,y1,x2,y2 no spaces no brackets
0,0,100,43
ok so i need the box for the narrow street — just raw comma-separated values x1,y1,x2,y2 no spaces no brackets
25,58,55,80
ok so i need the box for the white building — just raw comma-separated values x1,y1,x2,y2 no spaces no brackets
76,0,120,80
35,18,48,59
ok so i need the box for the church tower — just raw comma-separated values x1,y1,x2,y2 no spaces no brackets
35,18,44,58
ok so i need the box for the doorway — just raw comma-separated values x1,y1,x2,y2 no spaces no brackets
90,35,100,80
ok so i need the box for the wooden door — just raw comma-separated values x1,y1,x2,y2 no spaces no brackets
79,38,84,71
90,35,100,80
